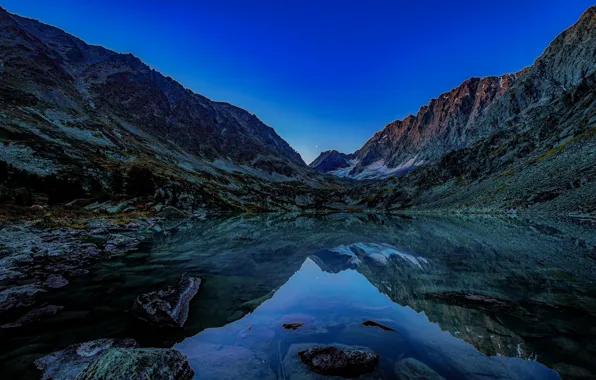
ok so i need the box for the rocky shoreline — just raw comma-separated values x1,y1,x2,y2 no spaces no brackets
0,215,207,379
35,338,194,380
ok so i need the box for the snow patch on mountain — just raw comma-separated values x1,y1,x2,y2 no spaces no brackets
330,242,429,268
327,156,424,179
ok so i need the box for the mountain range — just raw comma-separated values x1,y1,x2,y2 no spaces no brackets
0,5,594,216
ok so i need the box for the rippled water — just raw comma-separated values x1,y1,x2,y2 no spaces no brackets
1,214,595,379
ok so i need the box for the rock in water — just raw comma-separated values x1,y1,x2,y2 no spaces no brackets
362,320,396,332
1,305,64,328
297,346,379,377
0,284,45,312
157,206,188,219
133,273,201,327
75,347,194,380
45,274,69,288
104,235,141,255
282,322,304,330
394,358,445,380
35,338,138,380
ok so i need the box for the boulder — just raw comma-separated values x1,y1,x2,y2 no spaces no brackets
104,235,140,255
157,206,188,219
394,358,445,380
35,338,138,380
76,347,194,380
45,274,69,288
105,198,138,214
133,273,201,327
297,345,379,377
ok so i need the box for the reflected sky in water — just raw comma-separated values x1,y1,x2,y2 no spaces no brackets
1,214,595,379
176,253,559,379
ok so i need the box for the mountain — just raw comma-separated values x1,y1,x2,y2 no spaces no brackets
311,6,595,181
312,74,519,179
0,7,305,171
0,5,594,216
308,150,354,174
342,6,596,214
0,6,341,213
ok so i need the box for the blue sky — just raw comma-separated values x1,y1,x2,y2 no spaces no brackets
3,0,592,163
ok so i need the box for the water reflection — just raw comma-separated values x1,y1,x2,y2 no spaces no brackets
176,257,560,379
1,214,595,379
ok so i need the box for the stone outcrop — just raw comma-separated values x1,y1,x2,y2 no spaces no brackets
35,338,139,380
76,347,194,380
133,273,201,327
34,338,193,380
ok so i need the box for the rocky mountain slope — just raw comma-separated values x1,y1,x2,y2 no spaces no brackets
341,5,596,214
328,73,520,179
0,5,594,216
0,6,339,214
312,6,595,181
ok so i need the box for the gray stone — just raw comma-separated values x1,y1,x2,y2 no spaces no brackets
297,345,379,377
35,338,138,380
1,305,64,328
394,358,445,380
157,206,188,219
0,284,45,312
75,347,194,380
45,274,69,288
133,273,201,327
104,234,140,255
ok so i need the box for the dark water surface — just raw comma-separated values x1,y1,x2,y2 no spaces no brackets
1,214,595,379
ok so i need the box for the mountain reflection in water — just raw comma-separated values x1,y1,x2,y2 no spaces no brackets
1,214,595,379
176,256,558,379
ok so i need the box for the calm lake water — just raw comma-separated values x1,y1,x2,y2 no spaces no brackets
1,214,595,379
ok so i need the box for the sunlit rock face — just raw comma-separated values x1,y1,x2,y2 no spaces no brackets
311,6,596,195
310,73,517,179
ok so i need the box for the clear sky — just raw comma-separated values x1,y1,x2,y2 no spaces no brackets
3,0,593,164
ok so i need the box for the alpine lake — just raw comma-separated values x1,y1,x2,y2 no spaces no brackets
1,213,595,379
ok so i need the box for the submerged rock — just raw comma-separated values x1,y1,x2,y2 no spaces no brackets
133,273,201,327
45,274,69,288
0,284,45,312
394,358,445,380
172,343,274,380
76,347,194,380
297,345,379,377
157,206,188,219
1,304,64,328
362,320,396,332
35,338,138,380
104,234,141,255
283,322,304,330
